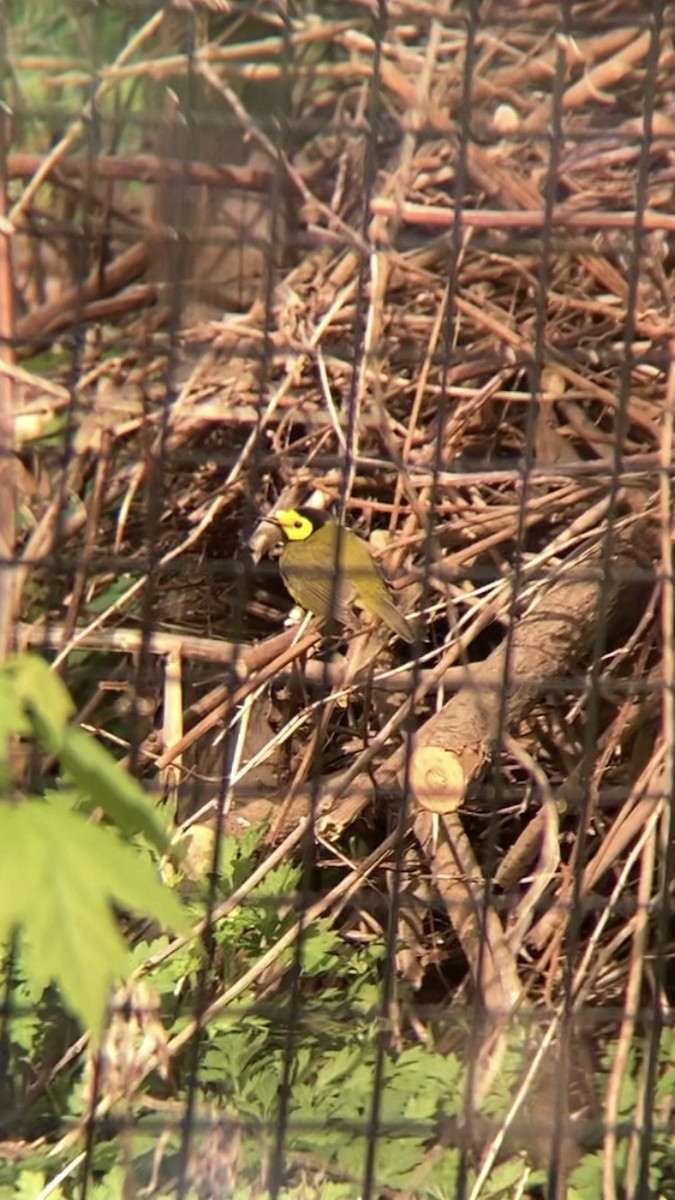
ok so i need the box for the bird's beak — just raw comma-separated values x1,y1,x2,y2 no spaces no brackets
248,514,282,562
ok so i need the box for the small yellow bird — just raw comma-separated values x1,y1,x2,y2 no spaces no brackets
274,507,413,642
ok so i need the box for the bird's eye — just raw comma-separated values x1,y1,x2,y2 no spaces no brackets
294,520,302,529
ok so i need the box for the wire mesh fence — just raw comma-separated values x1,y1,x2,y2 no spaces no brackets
1,1,674,1198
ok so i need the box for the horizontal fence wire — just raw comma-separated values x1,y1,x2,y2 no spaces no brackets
1,2,674,1199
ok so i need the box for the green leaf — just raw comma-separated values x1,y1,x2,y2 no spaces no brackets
55,724,170,852
7,653,74,736
0,686,30,790
481,1156,538,1196
301,921,341,974
0,685,31,748
0,802,190,1037
14,1170,67,1200
85,574,137,615
3,653,168,851
569,1151,604,1199
88,1165,130,1198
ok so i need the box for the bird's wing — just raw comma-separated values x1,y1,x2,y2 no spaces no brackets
280,540,356,624
341,531,414,641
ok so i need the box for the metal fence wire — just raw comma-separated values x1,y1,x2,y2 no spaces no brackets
1,1,674,1198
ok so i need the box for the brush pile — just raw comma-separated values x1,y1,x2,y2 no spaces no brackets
8,0,674,1189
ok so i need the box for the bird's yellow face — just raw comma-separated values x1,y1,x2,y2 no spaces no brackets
275,508,322,542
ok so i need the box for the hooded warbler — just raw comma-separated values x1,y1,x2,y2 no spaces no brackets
274,507,413,643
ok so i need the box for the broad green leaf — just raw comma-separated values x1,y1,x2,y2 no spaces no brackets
0,802,190,1036
302,921,340,974
0,684,30,790
88,1165,130,1199
15,1170,67,1200
3,653,168,852
478,1156,536,1196
85,574,136,615
569,1151,604,1199
56,724,170,851
7,653,74,737
0,685,31,748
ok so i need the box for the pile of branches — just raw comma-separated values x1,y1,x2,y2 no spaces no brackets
7,0,673,1186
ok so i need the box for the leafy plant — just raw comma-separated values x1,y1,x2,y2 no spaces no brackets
0,653,189,1038
3,654,675,1199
